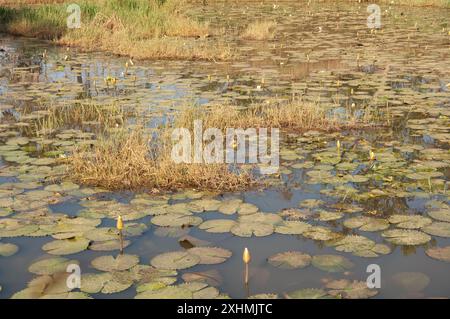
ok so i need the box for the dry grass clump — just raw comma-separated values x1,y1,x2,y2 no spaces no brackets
241,21,276,40
68,99,379,192
175,99,373,133
70,127,253,191
26,101,125,136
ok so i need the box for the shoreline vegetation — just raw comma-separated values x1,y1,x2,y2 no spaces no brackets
0,0,231,61
0,0,448,61
68,100,384,192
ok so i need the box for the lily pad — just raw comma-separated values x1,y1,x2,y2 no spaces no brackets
381,229,431,245
0,242,19,257
311,255,354,273
151,214,202,227
422,222,450,238
29,257,78,275
150,251,200,270
268,251,312,269
285,288,329,299
188,247,232,265
198,219,237,233
388,215,432,229
326,280,378,299
274,220,312,235
42,237,90,255
392,272,430,292
425,246,450,263
343,216,389,231
91,254,139,272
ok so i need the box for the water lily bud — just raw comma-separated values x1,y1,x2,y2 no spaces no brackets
117,215,123,231
243,247,251,264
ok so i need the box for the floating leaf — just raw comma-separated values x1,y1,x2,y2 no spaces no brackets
237,203,259,215
218,199,242,215
326,280,378,299
274,221,312,234
303,226,341,241
422,222,450,238
231,222,273,237
29,257,78,275
392,272,430,292
150,251,200,270
268,251,311,269
188,247,232,265
89,239,131,251
91,254,139,272
182,270,222,286
425,246,450,263
151,214,202,227
135,285,191,299
285,288,329,299
198,219,237,233
343,216,389,232
0,242,19,257
388,215,432,229
311,255,354,273
42,237,90,255
381,229,431,245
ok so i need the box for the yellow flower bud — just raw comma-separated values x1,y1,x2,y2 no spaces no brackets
370,150,375,161
243,247,251,264
117,215,123,231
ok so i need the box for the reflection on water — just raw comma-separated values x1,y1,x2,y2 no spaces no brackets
0,0,449,299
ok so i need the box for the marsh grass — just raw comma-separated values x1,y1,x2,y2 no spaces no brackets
0,0,231,60
69,127,254,191
28,101,125,136
69,99,381,191
241,21,276,40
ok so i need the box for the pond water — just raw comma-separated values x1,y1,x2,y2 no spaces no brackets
0,0,449,299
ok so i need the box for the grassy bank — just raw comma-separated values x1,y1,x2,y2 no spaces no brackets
0,0,231,60
69,100,379,192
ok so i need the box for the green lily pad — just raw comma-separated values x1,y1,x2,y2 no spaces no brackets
422,222,450,238
388,214,432,229
0,242,19,257
135,285,192,299
231,222,274,237
326,279,378,299
274,220,312,234
302,226,341,241
237,203,259,215
151,214,202,227
392,272,430,292
89,239,131,251
381,229,431,245
199,219,237,233
425,246,450,262
343,216,389,231
285,288,329,299
188,247,232,265
150,251,200,270
218,199,242,215
91,254,139,272
428,209,450,223
29,257,78,275
42,237,90,255
268,251,312,269
311,255,354,273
